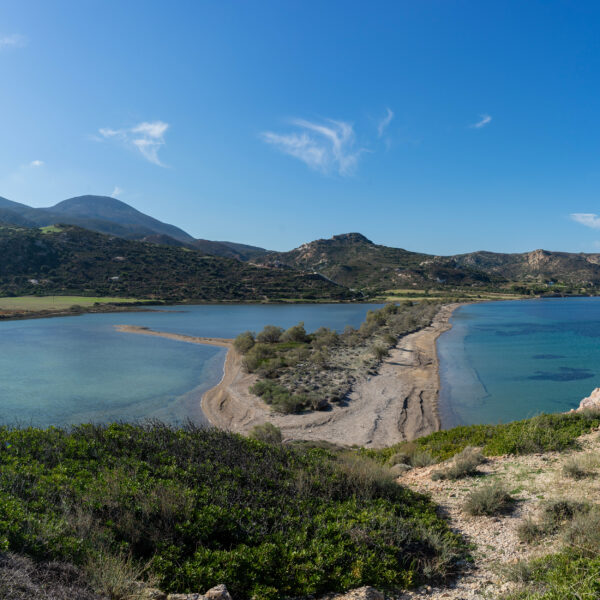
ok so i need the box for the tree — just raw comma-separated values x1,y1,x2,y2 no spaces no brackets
257,325,284,343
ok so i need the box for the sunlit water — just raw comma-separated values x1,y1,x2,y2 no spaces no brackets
438,298,600,427
0,304,382,427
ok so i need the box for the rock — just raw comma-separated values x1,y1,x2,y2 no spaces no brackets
167,595,203,600
140,588,167,600
205,585,233,600
335,586,384,600
574,387,600,412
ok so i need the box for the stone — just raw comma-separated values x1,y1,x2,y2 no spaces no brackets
140,588,167,600
204,585,233,600
574,387,600,412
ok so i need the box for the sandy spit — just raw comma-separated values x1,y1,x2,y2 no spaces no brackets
115,303,461,447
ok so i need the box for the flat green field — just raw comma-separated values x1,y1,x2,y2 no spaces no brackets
0,296,143,311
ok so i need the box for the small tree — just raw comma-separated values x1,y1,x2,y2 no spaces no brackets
281,322,309,343
256,325,284,344
234,331,255,353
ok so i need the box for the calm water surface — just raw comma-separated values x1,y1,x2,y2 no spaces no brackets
0,304,382,427
438,298,600,427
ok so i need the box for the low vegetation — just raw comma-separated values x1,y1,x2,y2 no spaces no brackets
367,411,600,464
236,301,440,413
431,446,485,481
505,501,600,599
0,423,463,600
463,483,514,516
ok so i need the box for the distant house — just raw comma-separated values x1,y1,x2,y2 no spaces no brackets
110,276,120,281
28,279,39,285
114,256,126,261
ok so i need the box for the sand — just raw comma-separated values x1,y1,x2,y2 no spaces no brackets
115,303,461,447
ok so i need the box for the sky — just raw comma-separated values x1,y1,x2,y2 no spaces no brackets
3,1,600,254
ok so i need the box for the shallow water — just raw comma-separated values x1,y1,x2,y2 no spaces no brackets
438,298,600,427
0,304,381,427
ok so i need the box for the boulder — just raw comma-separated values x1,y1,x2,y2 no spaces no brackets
204,585,233,600
574,387,600,413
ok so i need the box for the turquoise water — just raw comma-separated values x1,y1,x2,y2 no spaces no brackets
438,298,600,427
0,304,381,427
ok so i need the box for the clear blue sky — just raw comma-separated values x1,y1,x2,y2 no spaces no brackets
2,0,600,254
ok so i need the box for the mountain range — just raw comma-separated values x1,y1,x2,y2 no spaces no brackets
0,195,267,261
2,194,600,298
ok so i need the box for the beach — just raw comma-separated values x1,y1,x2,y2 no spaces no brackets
116,303,461,448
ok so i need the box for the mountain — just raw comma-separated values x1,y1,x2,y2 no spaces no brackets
254,233,600,291
191,239,268,261
0,224,352,301
254,233,499,289
0,195,268,259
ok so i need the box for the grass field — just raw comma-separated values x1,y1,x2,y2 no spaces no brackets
0,296,144,311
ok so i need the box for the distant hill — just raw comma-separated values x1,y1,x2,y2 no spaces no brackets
0,224,352,301
254,232,600,291
0,195,268,260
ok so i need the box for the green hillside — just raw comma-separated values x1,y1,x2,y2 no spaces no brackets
255,233,600,294
0,224,352,302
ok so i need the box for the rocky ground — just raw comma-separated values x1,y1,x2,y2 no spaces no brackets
359,427,600,600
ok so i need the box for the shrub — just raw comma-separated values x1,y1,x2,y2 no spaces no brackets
562,455,595,479
541,499,589,532
431,446,484,481
371,344,390,361
410,450,436,468
517,517,546,544
85,551,154,600
249,423,283,445
0,424,464,599
233,331,255,354
256,325,284,344
281,322,308,343
464,483,514,516
563,508,600,557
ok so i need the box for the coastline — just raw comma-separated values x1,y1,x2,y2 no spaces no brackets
116,302,462,447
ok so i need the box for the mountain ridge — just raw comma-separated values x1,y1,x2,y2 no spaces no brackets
0,195,267,260
255,232,600,291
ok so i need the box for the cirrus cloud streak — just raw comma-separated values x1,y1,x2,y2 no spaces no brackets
261,118,364,176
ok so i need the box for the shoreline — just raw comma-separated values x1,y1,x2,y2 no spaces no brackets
116,302,463,447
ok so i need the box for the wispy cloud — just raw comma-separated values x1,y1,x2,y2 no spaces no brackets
261,118,364,175
571,213,600,229
111,186,123,197
0,34,27,49
471,114,492,129
97,121,169,166
30,160,44,167
377,108,394,137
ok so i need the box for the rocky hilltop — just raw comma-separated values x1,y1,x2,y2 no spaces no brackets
254,232,600,292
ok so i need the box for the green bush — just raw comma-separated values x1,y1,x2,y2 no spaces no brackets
234,331,255,354
0,424,463,599
256,325,284,344
249,423,283,445
281,322,309,343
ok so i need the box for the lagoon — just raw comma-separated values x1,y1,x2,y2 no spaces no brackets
0,303,382,428
438,298,600,427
